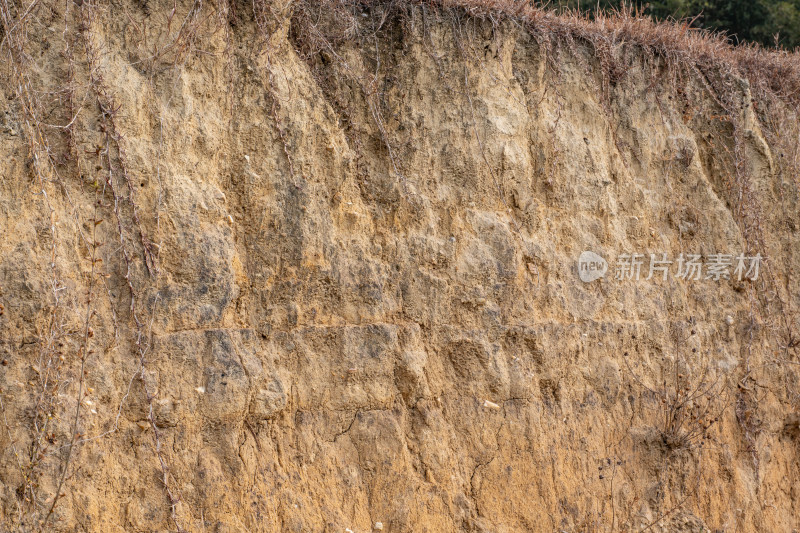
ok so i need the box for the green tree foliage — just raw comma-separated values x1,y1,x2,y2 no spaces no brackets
548,0,800,49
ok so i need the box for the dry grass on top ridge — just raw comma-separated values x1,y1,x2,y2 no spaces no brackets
307,0,800,105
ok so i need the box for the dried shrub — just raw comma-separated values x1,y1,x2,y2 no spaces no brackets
624,325,731,452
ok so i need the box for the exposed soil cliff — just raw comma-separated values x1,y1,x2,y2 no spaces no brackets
1,1,800,531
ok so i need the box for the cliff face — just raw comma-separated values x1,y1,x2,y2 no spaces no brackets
1,1,799,531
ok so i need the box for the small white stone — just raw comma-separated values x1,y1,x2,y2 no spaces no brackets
725,315,735,325
374,522,384,531
195,386,205,394
483,400,501,410
244,154,250,162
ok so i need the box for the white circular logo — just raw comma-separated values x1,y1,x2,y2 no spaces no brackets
578,251,608,283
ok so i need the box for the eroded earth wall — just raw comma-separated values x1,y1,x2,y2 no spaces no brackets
1,2,799,531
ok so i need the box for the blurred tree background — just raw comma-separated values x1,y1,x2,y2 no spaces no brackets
547,0,800,48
